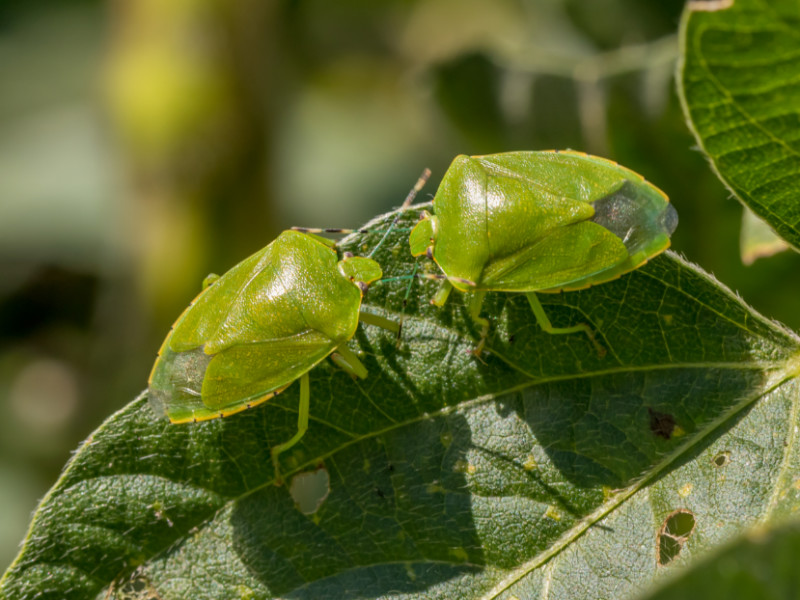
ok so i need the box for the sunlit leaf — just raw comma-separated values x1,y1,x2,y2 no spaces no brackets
2,209,799,600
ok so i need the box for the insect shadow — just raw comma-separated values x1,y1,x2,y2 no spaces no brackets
229,396,485,598
224,222,502,595
492,273,769,491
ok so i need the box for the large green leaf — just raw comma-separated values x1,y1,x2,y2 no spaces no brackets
678,0,800,250
2,210,800,600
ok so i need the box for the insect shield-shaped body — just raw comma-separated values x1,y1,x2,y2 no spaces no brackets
148,229,396,483
409,151,678,354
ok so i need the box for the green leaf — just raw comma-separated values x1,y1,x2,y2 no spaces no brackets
2,210,800,600
677,0,800,250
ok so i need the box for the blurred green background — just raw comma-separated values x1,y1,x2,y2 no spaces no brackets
1,0,798,572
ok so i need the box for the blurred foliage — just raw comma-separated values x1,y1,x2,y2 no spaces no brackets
678,0,800,252
0,0,798,575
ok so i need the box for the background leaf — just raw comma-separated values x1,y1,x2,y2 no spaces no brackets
740,205,790,265
2,210,799,600
678,0,800,250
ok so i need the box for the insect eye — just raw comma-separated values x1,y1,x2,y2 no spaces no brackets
426,247,434,260
343,251,354,258
357,281,369,294
662,203,679,236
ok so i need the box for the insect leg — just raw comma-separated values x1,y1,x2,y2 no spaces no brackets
431,278,454,306
466,291,490,356
358,310,400,334
330,345,369,379
271,372,310,486
525,292,606,356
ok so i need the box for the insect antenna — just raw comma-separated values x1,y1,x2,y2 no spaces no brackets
292,168,431,257
371,271,446,286
402,168,432,208
292,226,366,234
372,266,476,342
396,260,420,344
368,261,424,346
378,272,476,287
366,168,431,259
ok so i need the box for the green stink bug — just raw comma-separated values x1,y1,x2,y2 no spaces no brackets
148,229,398,483
409,150,678,354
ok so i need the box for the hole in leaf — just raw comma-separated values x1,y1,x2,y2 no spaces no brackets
648,407,677,440
657,509,696,566
289,466,330,515
713,451,731,467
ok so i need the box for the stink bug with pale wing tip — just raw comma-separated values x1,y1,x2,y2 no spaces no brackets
409,150,678,355
148,229,398,484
